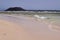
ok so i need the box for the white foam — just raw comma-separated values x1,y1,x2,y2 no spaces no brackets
34,15,48,19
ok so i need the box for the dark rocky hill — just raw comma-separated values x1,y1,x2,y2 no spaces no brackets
5,7,26,11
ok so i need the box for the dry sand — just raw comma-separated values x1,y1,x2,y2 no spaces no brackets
0,19,35,40
0,14,60,40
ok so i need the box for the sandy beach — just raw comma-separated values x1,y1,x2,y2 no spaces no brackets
0,14,60,40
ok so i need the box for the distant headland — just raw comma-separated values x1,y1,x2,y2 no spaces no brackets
4,7,60,12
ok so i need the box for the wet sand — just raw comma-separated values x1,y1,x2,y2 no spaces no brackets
0,14,60,40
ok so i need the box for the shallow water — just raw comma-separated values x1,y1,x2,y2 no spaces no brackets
0,12,60,40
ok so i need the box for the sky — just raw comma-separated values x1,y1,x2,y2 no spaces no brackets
0,0,60,10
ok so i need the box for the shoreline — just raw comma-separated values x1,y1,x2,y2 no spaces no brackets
0,14,60,40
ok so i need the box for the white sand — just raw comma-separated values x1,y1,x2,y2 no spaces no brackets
0,20,34,40
0,14,60,40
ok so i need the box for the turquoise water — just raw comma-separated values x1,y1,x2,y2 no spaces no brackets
0,11,60,24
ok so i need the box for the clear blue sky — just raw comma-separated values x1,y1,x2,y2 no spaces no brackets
0,0,60,10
